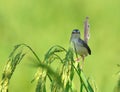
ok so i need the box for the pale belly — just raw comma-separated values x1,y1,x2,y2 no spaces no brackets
76,46,88,56
71,40,88,56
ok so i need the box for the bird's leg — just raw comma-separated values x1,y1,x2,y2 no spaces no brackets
75,57,81,62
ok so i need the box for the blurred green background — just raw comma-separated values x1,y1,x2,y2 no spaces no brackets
0,0,120,92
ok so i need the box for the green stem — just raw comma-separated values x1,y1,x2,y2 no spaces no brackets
73,42,78,59
19,44,41,63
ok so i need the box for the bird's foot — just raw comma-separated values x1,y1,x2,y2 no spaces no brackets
75,58,80,62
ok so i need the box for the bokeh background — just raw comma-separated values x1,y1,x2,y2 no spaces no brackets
0,0,120,92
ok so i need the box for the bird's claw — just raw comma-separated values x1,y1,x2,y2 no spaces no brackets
75,58,80,62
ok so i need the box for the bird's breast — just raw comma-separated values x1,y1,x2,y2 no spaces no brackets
72,39,88,56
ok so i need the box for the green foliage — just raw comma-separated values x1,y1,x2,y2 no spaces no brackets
114,65,120,92
0,44,26,92
0,44,95,92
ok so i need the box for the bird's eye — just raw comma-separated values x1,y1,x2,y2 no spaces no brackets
72,31,76,34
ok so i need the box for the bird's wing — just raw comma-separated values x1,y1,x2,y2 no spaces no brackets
78,39,91,55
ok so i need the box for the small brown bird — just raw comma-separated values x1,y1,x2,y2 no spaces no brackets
70,29,91,67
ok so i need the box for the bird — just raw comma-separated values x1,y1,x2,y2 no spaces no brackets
70,29,91,67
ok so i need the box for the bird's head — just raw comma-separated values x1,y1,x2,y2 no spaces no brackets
71,29,81,39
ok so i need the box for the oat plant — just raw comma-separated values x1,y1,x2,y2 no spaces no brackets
0,43,94,92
